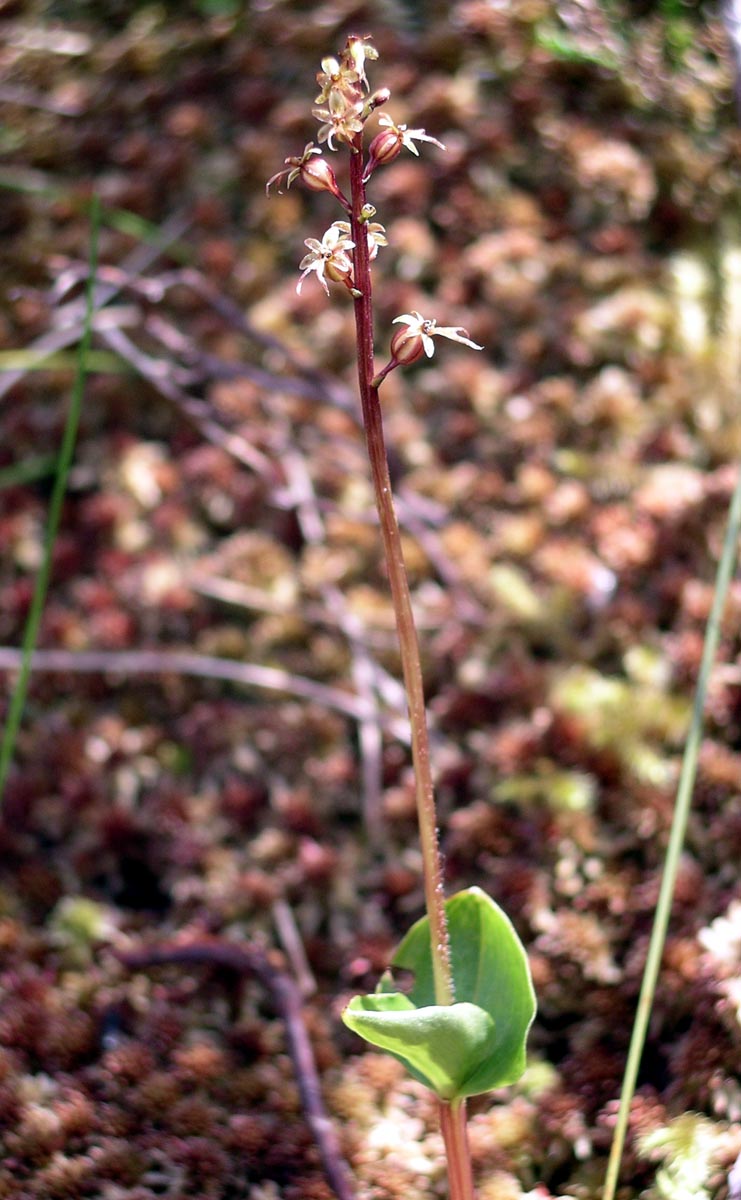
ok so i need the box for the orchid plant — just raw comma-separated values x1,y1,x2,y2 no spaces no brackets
268,36,535,1200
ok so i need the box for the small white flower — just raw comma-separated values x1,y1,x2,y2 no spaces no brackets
377,114,445,156
332,220,387,260
312,93,364,150
297,223,355,295
314,55,360,105
344,35,378,90
392,311,483,357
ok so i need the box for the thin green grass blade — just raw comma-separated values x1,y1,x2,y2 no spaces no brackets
0,193,101,809
103,206,192,262
0,167,68,198
0,454,58,491
603,465,741,1200
0,170,192,260
0,349,126,373
533,28,619,70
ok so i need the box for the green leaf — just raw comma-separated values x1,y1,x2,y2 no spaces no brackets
343,994,497,1100
534,26,619,70
342,887,536,1100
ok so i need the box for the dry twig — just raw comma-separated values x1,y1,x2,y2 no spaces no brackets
119,937,356,1200
0,646,412,740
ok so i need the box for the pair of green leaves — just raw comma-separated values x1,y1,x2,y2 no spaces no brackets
342,887,536,1102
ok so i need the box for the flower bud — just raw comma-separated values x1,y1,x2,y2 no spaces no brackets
300,156,348,207
325,256,353,285
300,157,336,193
390,325,425,366
363,87,390,118
365,127,402,176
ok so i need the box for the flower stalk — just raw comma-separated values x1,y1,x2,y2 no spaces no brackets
439,1100,476,1200
347,134,454,1012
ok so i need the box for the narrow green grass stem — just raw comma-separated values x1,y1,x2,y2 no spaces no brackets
0,193,101,809
603,463,741,1200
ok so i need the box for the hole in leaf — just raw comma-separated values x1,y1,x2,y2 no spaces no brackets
387,966,416,995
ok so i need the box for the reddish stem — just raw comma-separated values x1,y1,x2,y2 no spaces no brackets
348,138,453,1009
439,1100,475,1200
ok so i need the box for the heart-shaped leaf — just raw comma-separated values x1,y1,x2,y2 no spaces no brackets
342,887,536,1100
343,993,497,1100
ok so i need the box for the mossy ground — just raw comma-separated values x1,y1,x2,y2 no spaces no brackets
1,2,741,1196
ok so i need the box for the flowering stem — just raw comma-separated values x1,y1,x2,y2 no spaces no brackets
439,1100,475,1200
348,139,454,1010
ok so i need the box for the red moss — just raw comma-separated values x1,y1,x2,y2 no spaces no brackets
171,1135,229,1189
0,1081,21,1129
236,869,280,907
133,1071,181,1120
90,1138,146,1187
297,837,338,883
284,1180,335,1200
0,974,51,1059
136,1009,185,1058
40,1011,97,1072
54,1092,96,1140
27,1152,95,1198
103,1043,157,1085
226,1112,278,1157
220,775,268,829
5,1108,65,1164
666,1018,741,1109
172,1040,228,1084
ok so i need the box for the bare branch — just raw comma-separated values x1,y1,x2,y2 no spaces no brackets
0,211,192,404
119,938,356,1200
0,646,411,741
